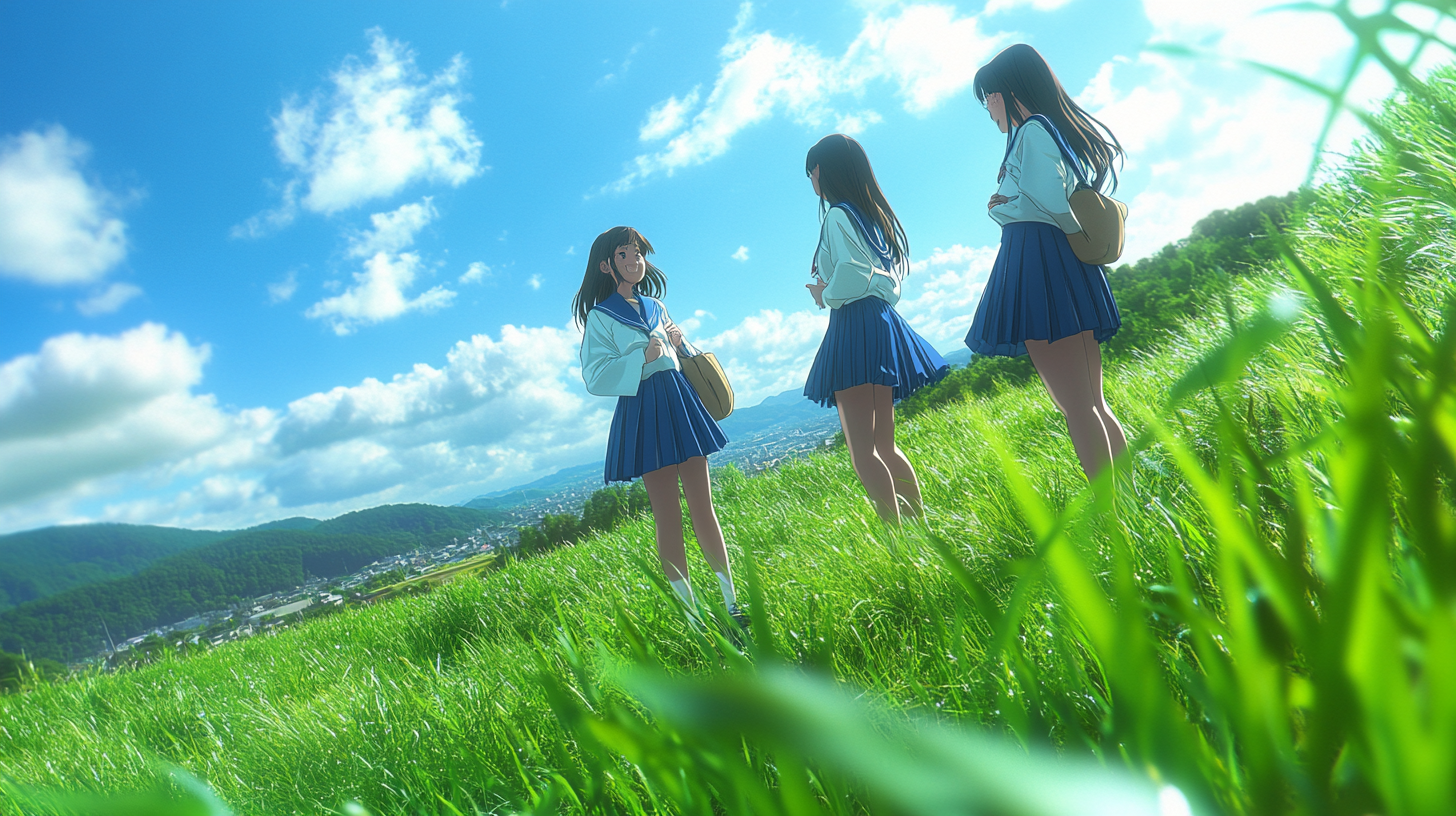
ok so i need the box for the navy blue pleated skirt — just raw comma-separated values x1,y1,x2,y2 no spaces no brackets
604,368,728,483
803,295,949,408
965,221,1121,358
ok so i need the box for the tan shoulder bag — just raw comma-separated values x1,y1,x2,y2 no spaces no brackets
679,350,734,421
1013,115,1128,266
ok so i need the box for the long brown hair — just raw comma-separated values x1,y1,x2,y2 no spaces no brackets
571,226,667,327
805,134,909,273
974,44,1125,192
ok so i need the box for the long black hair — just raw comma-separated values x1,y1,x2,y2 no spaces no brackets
805,134,910,274
973,44,1125,192
571,226,667,327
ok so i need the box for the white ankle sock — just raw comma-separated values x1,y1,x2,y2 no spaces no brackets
668,578,695,607
715,570,737,608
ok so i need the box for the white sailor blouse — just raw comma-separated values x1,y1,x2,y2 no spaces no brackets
989,117,1083,235
580,292,699,397
813,204,902,310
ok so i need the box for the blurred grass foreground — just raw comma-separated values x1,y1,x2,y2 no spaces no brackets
5,3,1456,815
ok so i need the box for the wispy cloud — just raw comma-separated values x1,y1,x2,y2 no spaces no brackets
76,282,143,316
604,2,1009,193
731,245,750,262
459,262,490,284
0,127,129,285
267,271,299,304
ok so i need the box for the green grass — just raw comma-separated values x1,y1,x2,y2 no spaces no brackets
4,8,1456,815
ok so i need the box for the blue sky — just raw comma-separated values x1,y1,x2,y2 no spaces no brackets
0,0,1445,533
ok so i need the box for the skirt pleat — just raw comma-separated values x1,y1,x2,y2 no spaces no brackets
964,221,1121,358
803,295,949,408
604,368,728,483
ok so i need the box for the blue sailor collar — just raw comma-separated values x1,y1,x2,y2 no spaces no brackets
833,200,895,274
593,291,662,334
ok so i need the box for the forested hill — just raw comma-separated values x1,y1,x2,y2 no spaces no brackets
0,504,500,662
0,524,235,612
0,502,509,615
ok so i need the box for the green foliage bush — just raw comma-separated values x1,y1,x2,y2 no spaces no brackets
897,191,1308,421
517,481,650,557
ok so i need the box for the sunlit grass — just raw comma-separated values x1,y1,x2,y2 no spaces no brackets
5,6,1456,814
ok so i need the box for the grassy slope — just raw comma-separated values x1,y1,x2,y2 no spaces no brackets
4,59,1454,816
0,309,1292,814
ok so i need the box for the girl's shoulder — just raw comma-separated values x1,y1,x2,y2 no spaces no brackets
1013,118,1059,152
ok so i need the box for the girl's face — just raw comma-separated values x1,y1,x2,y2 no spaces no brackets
984,91,1009,133
808,164,821,198
601,243,647,288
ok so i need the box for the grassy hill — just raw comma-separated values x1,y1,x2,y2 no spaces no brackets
0,47,1452,816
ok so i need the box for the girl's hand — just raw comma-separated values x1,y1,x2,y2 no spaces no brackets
806,280,827,309
667,325,684,348
645,336,666,363
987,193,1019,210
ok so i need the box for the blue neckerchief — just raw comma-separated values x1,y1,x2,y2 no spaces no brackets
832,200,896,273
1000,114,1093,189
592,291,661,335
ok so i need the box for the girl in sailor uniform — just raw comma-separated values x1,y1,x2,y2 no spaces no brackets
964,44,1128,481
574,226,746,624
803,134,949,524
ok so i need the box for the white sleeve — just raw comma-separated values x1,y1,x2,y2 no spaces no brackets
580,310,647,396
1009,125,1083,235
820,208,877,308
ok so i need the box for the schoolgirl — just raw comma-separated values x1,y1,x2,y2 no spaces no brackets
964,44,1129,481
802,134,948,524
574,226,747,625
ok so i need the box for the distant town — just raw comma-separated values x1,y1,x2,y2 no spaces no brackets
98,411,842,667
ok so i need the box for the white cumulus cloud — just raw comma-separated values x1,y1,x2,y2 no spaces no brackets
252,28,483,224
307,252,455,335
0,127,128,285
347,198,436,257
696,308,829,407
306,199,456,334
732,245,750,261
1089,1,1453,261
0,324,235,506
983,0,1077,15
898,243,1000,348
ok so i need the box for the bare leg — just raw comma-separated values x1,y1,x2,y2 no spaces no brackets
678,456,729,574
1025,330,1117,480
836,383,900,524
642,465,688,581
1080,332,1127,461
870,384,924,517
